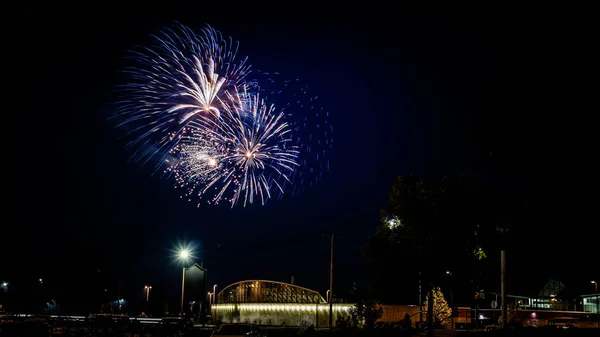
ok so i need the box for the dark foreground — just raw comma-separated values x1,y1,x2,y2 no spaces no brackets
1,321,599,337
457,328,600,337
455,327,600,337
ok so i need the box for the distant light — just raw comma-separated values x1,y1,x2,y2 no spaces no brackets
592,280,596,284
387,216,402,229
1,282,7,287
179,250,189,259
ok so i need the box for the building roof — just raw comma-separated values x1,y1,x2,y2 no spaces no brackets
216,280,326,304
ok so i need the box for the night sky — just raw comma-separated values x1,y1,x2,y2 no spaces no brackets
5,4,597,304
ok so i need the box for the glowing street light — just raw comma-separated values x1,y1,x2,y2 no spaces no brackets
144,285,152,302
177,247,192,315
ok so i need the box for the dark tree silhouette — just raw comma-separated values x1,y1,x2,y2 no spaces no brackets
362,173,505,306
349,299,383,329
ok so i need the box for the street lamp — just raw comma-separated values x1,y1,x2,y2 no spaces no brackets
446,271,454,329
144,285,152,302
592,281,599,325
213,285,218,304
177,248,191,315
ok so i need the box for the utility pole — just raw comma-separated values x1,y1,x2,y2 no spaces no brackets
329,233,334,329
418,272,423,329
426,287,434,337
497,221,509,329
501,249,507,329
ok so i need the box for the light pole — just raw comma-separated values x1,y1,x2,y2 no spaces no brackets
592,281,599,326
144,286,152,302
213,285,218,304
177,248,191,315
329,233,334,329
446,270,454,329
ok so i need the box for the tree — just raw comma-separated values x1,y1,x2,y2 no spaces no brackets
361,176,444,303
349,300,384,328
422,287,452,327
362,173,503,304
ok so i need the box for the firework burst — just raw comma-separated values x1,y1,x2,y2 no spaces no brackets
114,23,251,168
115,23,333,207
165,87,299,207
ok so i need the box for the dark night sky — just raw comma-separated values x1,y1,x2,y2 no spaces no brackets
4,4,597,303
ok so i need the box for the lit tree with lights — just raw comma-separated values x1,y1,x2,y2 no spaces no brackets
422,287,452,327
349,300,384,329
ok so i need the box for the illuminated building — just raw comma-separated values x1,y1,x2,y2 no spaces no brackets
211,280,352,327
475,278,600,327
582,294,599,314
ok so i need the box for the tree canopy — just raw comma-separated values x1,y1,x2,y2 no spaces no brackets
362,173,511,304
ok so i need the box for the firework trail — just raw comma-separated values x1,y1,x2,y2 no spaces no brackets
165,87,299,207
114,23,251,169
249,70,334,196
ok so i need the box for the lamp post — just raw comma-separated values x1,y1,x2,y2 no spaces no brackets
144,286,152,302
213,285,218,304
329,233,334,329
177,249,191,315
446,271,454,329
592,281,599,326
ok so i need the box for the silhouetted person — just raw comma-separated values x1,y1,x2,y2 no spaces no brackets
303,324,316,336
403,313,412,331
